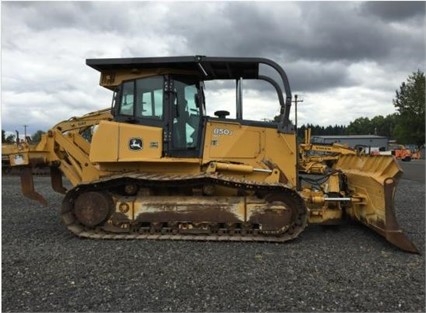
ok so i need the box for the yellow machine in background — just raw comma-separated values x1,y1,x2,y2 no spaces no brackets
3,56,418,253
299,128,358,174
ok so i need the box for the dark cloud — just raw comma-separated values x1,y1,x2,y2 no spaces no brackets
158,2,424,92
4,2,143,34
218,2,422,64
5,2,85,31
361,1,426,21
1,1,425,132
7,2,423,69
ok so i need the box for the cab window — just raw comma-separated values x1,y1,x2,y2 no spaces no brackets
117,76,164,120
171,79,201,149
136,77,163,119
119,81,134,116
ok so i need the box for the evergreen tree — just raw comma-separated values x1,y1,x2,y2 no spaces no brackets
393,70,425,148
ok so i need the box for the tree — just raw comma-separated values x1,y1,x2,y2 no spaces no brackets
31,130,46,143
392,70,425,148
380,114,399,138
2,129,15,143
345,115,399,137
346,117,374,135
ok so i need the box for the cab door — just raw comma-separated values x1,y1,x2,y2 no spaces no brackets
110,76,166,162
165,76,204,158
107,75,204,160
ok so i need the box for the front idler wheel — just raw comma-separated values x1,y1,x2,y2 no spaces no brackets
254,191,307,236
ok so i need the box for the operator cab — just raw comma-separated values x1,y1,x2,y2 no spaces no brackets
86,56,294,158
111,75,205,157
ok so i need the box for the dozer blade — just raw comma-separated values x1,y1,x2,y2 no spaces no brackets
20,166,47,206
335,155,419,253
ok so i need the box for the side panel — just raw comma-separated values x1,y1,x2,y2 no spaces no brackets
263,128,298,187
118,123,162,161
90,121,119,162
202,119,298,187
206,121,261,158
89,121,162,163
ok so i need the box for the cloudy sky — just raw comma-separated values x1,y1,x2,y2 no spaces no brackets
2,1,425,136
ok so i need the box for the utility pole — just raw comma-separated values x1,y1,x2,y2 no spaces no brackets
23,125,28,142
292,94,304,133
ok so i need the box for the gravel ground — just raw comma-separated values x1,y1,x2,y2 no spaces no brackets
2,175,424,312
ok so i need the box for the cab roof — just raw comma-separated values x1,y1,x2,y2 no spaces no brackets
86,55,268,80
86,55,294,132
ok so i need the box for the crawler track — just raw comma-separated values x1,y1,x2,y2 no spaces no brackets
61,172,308,242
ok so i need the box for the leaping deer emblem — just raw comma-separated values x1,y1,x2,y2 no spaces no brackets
129,138,143,150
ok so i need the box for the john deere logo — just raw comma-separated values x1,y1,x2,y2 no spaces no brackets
129,138,143,150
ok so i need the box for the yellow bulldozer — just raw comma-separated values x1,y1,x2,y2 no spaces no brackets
2,56,418,253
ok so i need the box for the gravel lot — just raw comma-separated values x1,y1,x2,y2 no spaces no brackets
2,175,425,312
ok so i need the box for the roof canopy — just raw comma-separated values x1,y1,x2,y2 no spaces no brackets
86,55,294,132
86,56,267,80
